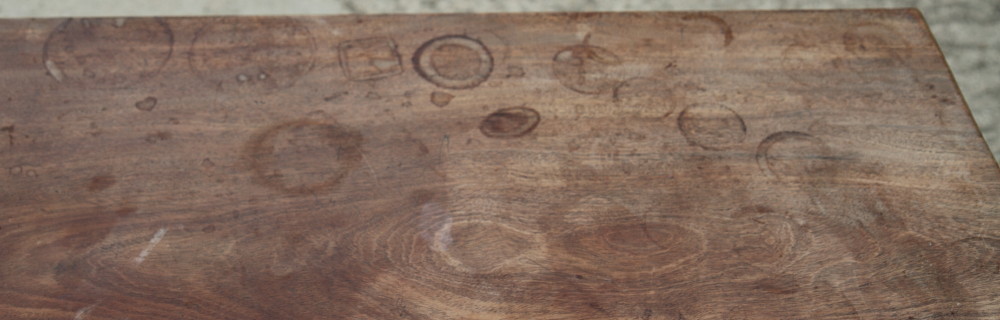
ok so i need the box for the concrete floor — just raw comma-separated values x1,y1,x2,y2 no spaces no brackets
2,0,997,162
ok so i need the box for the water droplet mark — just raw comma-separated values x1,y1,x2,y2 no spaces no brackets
134,96,157,111
479,107,541,139
430,91,454,107
413,35,494,89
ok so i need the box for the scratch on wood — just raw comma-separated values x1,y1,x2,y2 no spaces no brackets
134,228,168,264
441,134,450,160
45,59,64,82
73,304,97,320
362,155,381,188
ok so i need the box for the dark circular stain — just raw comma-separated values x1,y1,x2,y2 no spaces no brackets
479,107,541,139
42,18,174,88
412,35,493,89
245,120,363,195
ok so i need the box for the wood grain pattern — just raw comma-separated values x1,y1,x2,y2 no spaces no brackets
0,9,998,319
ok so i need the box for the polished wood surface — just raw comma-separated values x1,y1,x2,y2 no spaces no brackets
1,10,999,319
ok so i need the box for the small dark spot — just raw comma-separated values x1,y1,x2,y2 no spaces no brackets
115,206,137,216
479,106,541,139
134,96,157,111
365,91,381,99
642,308,653,320
202,225,217,233
144,131,172,143
324,91,348,102
410,189,437,205
87,174,116,192
575,274,585,279
168,117,180,125
1,125,13,146
505,66,525,78
430,91,454,107
416,140,430,154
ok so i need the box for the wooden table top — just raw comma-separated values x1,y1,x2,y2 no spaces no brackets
1,9,998,319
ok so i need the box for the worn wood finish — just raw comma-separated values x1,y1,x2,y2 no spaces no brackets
1,10,998,319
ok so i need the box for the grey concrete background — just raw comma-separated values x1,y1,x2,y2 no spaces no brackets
3,0,997,162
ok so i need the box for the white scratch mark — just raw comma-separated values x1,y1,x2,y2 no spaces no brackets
133,228,167,265
362,155,381,188
418,202,452,251
73,304,96,320
45,59,64,82
114,18,126,28
575,23,592,41
441,134,450,160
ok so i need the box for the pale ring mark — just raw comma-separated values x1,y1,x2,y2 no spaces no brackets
188,18,317,92
613,77,676,117
677,103,747,150
781,43,832,86
42,18,174,88
841,23,914,83
551,44,622,95
755,131,837,178
680,13,734,47
412,35,494,89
